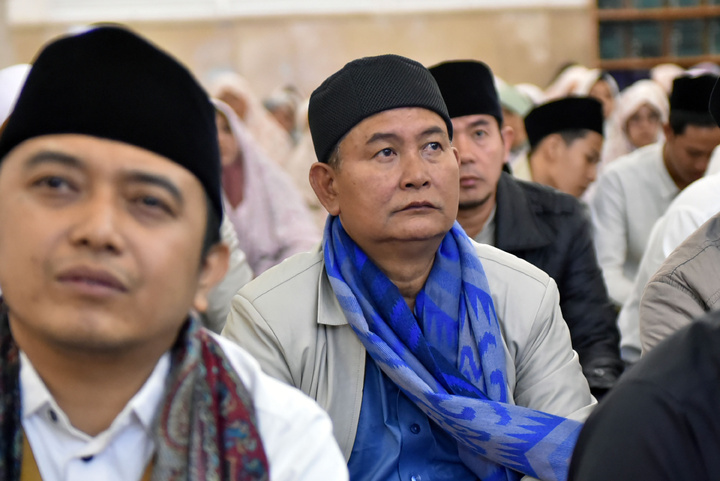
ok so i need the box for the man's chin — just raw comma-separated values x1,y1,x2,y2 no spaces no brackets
459,195,492,211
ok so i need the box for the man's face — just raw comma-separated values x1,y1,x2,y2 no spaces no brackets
451,114,509,210
318,107,460,250
0,134,226,355
547,131,603,198
664,123,720,188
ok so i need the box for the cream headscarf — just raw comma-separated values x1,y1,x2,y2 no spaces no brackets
601,79,668,167
211,72,294,168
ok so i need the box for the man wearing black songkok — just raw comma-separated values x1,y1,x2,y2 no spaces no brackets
430,60,622,397
0,25,346,481
224,53,595,481
588,73,720,363
517,97,605,198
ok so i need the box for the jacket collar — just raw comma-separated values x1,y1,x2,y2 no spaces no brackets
317,253,349,326
493,172,554,251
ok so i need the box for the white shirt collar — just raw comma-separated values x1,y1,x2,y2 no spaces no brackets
20,349,170,446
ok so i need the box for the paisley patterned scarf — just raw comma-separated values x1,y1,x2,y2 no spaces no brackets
323,217,582,481
0,310,269,481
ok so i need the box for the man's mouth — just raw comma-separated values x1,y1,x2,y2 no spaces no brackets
57,266,128,294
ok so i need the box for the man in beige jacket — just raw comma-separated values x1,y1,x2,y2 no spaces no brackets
223,54,594,481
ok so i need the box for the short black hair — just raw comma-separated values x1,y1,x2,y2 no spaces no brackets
669,110,717,136
528,128,592,157
558,128,594,146
201,192,222,258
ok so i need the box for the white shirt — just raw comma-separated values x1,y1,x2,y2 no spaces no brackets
588,142,679,306
21,332,349,481
616,173,720,360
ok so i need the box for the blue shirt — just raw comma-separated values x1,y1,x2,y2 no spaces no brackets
347,355,478,481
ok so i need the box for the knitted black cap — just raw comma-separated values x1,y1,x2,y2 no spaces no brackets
710,77,720,126
524,97,604,149
671,74,718,113
428,60,503,125
0,25,222,220
308,54,452,164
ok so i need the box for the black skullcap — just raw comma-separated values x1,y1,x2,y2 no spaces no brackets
710,77,720,126
428,60,503,125
524,97,604,149
308,54,452,164
0,25,222,219
671,74,718,113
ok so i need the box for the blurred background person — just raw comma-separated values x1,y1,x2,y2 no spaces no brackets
214,99,320,275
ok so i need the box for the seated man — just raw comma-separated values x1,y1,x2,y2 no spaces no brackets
589,74,720,307
223,54,595,481
429,60,621,395
511,97,604,199
0,26,346,480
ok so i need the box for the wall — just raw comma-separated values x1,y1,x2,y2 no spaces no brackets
4,4,596,99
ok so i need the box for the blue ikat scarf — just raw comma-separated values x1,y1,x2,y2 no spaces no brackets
323,217,583,481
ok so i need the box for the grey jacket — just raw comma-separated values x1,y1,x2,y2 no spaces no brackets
640,212,720,353
222,241,595,461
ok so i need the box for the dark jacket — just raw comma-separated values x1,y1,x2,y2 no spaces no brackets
492,172,622,394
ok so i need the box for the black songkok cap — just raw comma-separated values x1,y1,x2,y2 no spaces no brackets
308,54,452,164
670,74,718,113
0,25,222,219
524,97,604,149
428,60,503,125
710,77,720,127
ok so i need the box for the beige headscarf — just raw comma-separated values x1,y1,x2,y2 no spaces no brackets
211,72,294,168
601,79,668,167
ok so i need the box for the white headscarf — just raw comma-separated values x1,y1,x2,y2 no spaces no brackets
601,79,669,167
0,64,31,124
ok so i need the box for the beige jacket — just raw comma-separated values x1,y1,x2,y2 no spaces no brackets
640,213,720,353
222,241,595,461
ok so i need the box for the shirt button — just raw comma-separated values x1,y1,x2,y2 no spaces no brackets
410,475,422,481
81,455,94,463
48,410,58,422
410,423,421,434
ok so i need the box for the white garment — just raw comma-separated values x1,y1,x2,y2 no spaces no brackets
21,333,348,481
616,173,720,359
202,215,254,333
589,143,679,306
510,154,532,183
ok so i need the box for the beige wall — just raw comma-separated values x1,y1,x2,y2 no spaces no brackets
6,7,596,99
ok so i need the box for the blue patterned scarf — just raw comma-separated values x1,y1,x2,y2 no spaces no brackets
323,217,582,481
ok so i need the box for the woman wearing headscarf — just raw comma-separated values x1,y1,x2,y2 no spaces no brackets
214,99,321,275
573,69,620,121
601,79,669,168
211,72,294,168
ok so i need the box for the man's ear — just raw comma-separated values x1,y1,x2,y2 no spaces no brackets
662,123,674,142
192,243,230,313
544,133,565,163
309,162,341,216
500,125,515,162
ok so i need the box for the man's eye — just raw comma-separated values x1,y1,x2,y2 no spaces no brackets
427,142,442,151
474,130,487,138
376,148,395,158
35,176,73,191
136,196,172,214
